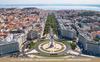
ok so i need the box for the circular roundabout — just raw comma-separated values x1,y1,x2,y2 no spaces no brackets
38,41,66,54
35,40,69,57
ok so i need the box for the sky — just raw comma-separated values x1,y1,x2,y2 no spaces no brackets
0,0,100,4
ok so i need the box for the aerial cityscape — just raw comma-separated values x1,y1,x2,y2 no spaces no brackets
0,0,100,62
0,7,99,58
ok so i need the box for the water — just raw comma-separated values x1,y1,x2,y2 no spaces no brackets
0,5,100,11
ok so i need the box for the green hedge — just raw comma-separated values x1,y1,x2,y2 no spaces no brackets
29,42,36,49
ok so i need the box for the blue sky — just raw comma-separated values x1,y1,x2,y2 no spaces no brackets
0,0,100,4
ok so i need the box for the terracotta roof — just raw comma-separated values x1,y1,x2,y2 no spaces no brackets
91,31,100,38
95,31,100,34
0,32,7,36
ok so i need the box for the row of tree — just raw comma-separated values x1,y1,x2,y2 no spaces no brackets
43,14,58,35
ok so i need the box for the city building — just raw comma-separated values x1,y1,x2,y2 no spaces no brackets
0,39,19,56
78,31,100,56
57,19,76,39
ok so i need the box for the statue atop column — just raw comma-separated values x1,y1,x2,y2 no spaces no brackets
48,27,54,48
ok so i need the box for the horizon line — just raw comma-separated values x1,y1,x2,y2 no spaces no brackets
0,4,100,7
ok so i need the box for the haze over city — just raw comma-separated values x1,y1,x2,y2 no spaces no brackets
0,0,100,62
